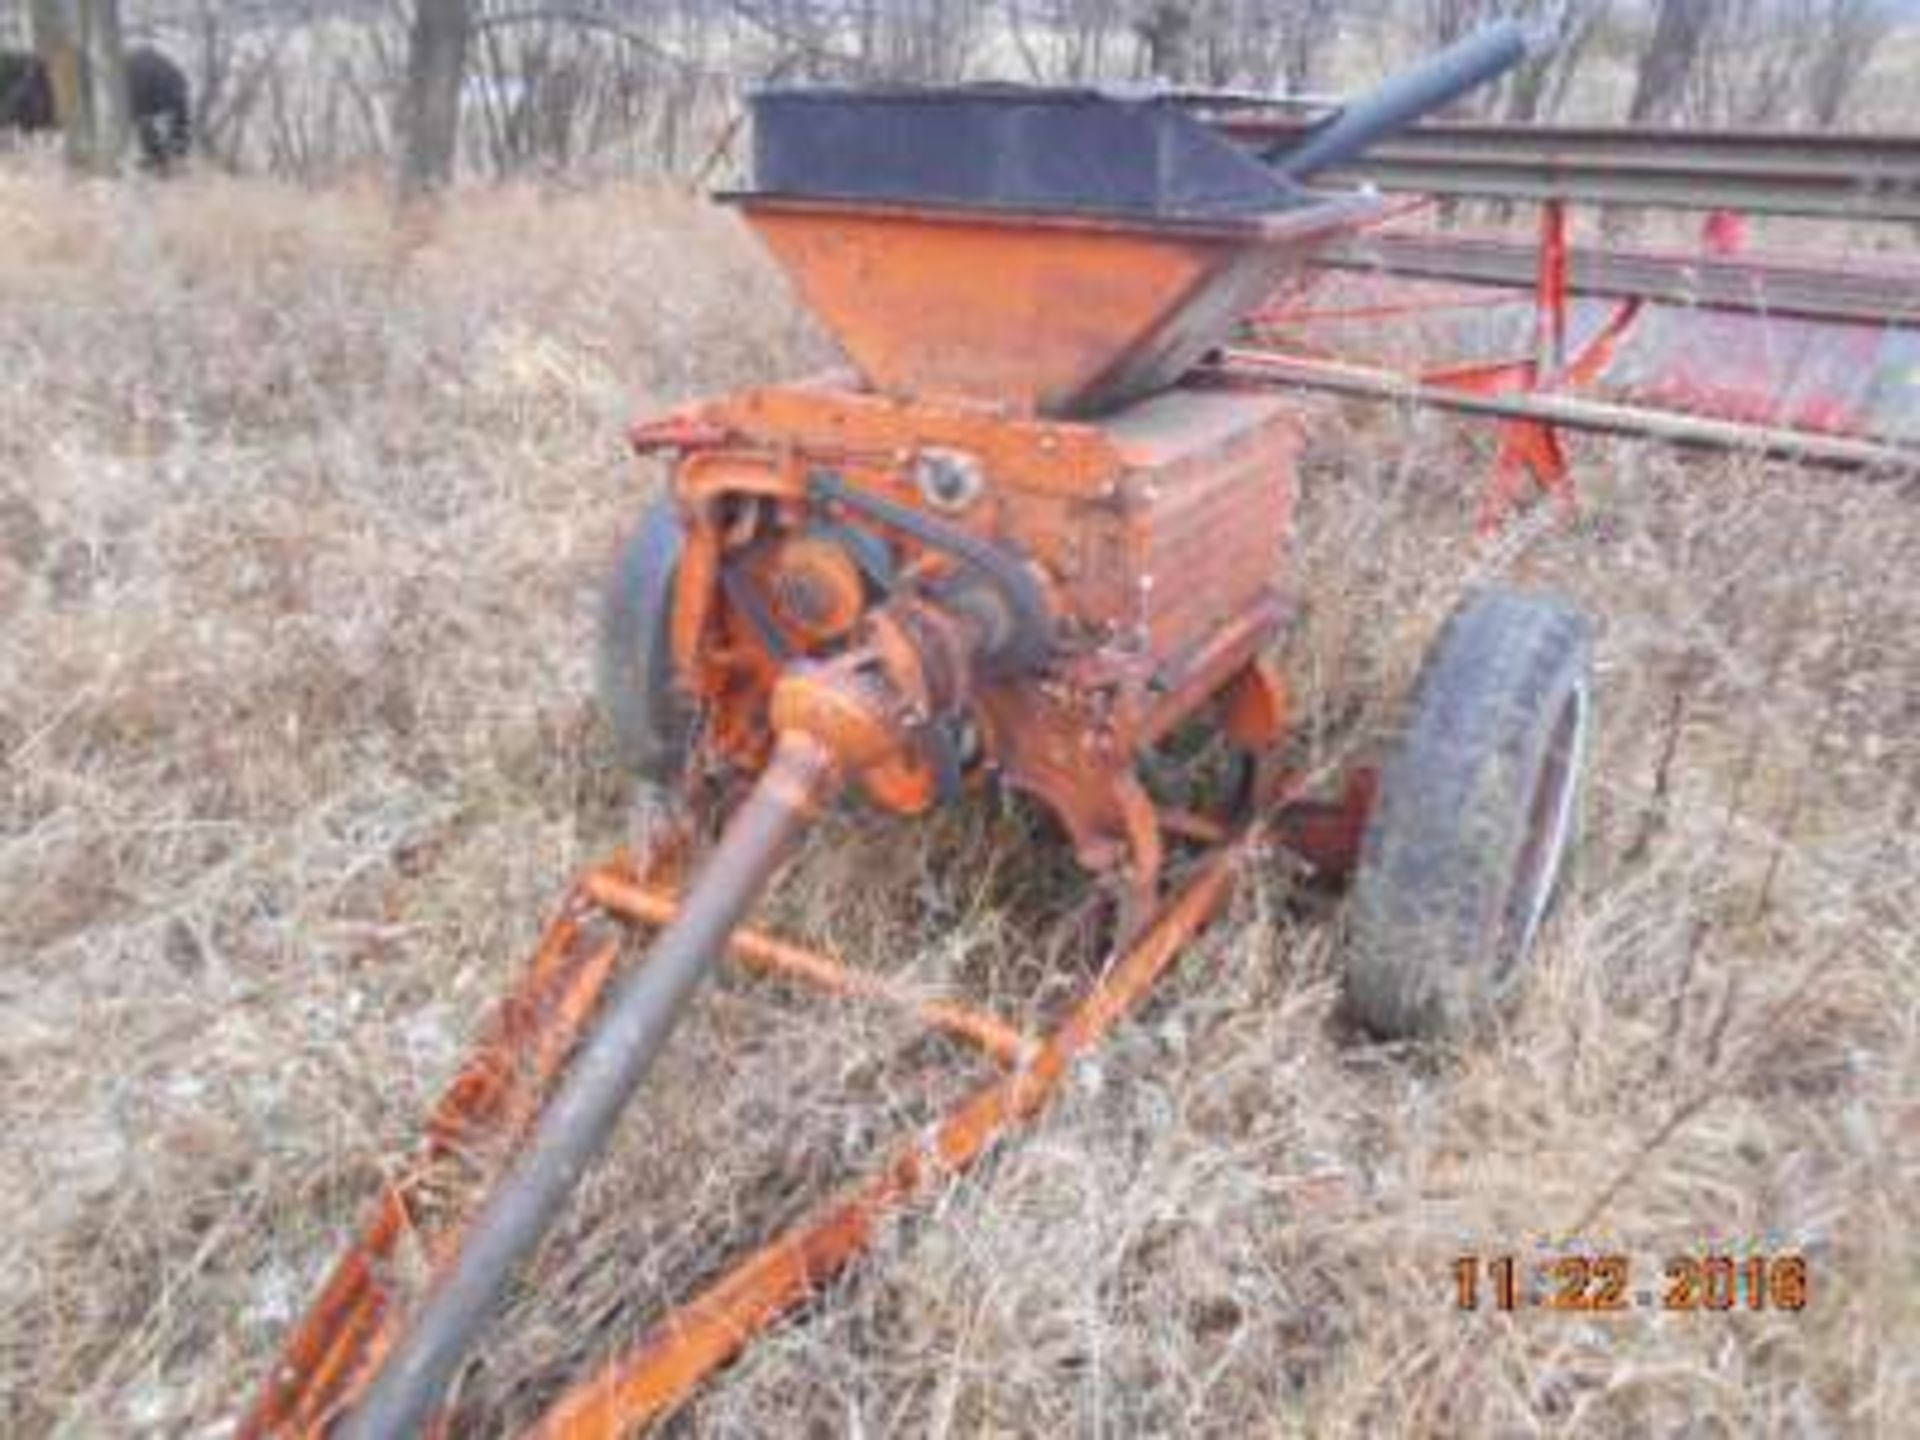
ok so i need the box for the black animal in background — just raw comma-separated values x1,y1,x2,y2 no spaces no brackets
0,49,53,130
0,45,191,169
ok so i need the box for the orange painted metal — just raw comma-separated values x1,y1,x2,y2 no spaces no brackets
1158,807,1232,845
1403,201,1648,532
244,85,1920,1436
529,844,1243,1440
253,360,1351,1433
1270,768,1378,884
251,162,1402,1436
244,822,1268,1437
1222,654,1290,751
647,377,1118,497
643,380,1303,890
730,194,1380,416
239,846,1024,1436
240,885,628,1437
754,533,869,646
580,870,1028,1066
1238,178,1920,524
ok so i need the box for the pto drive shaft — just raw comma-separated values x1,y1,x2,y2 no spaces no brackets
342,732,840,1440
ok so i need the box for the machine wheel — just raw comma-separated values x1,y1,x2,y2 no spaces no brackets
1342,587,1593,1041
597,499,695,784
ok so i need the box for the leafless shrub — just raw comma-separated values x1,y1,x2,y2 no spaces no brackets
1628,0,1901,128
6,0,1907,186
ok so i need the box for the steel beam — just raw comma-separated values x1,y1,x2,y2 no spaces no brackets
1208,349,1920,474
1308,231,1920,326
1206,113,1920,222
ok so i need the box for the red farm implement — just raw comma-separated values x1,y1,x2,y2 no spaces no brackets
1204,104,1920,527
243,21,1915,1439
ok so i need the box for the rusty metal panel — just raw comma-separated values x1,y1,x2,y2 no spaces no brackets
1102,388,1298,662
1603,306,1920,444
730,194,1378,416
1265,267,1920,449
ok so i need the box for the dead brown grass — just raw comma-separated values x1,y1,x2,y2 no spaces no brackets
1,158,1915,1437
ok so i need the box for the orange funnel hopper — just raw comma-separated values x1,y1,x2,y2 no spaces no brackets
728,87,1381,416
733,196,1373,417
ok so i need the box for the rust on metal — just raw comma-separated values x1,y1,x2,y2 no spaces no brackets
1270,769,1378,884
728,193,1380,416
581,870,1030,1066
530,846,1243,1439
646,377,1308,881
240,889,627,1437
1206,347,1919,474
253,42,1754,1435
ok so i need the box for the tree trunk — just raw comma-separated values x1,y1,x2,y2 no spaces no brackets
1134,1,1195,83
29,0,128,173
1281,0,1338,96
1804,0,1892,127
398,0,469,201
1504,1,1608,125
1627,0,1714,126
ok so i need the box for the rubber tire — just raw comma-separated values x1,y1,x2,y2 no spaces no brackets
596,500,694,784
1342,587,1593,1041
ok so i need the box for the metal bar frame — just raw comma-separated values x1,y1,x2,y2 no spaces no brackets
1231,142,1920,521
238,754,1390,1439
580,870,1030,1066
239,847,1038,1438
1207,348,1919,475
240,887,630,1437
1207,113,1920,221
1309,230,1920,327
531,847,1243,1438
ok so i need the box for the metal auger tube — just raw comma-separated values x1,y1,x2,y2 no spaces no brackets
341,732,840,1440
1265,19,1537,183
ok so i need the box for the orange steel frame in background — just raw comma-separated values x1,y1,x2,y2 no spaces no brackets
1241,189,1920,527
1421,199,1644,532
1248,197,1643,533
240,805,1318,1436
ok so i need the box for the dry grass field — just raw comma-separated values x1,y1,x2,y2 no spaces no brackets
2,161,1916,1437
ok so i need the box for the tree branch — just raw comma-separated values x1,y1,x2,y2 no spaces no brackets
475,6,727,79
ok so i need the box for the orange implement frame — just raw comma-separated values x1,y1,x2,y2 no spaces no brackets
242,883,628,1438
242,838,1249,1437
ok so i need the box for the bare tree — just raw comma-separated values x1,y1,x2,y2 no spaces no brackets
1179,0,1326,92
1008,0,1131,83
1417,0,1497,48
398,0,469,199
1800,0,1893,125
454,6,742,179
28,0,128,171
1279,0,1339,95
858,0,983,81
1627,0,1715,125
1680,0,1892,127
39,0,1896,188
1503,0,1609,124
1006,0,1336,94
1133,0,1193,82
1692,0,1797,124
